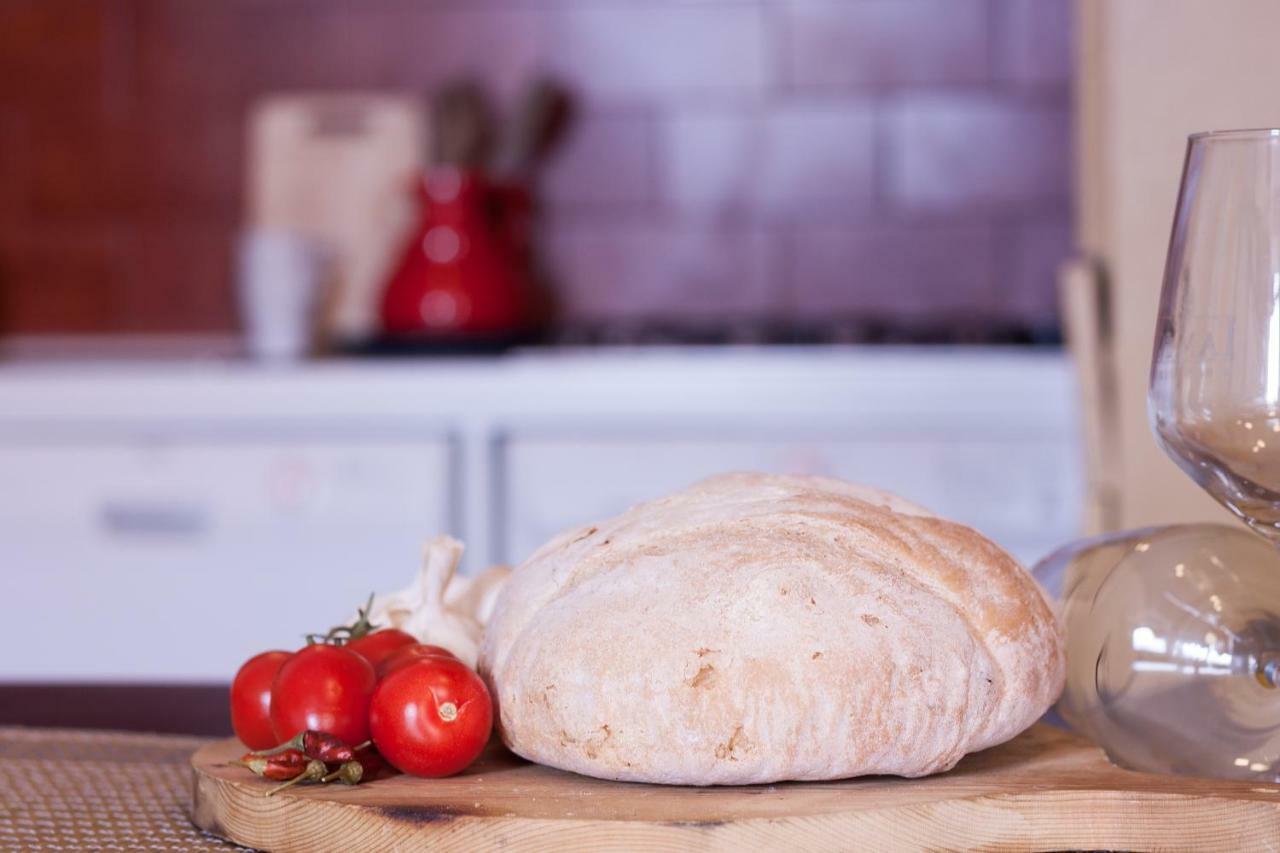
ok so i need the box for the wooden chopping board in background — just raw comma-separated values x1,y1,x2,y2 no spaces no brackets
246,94,427,346
190,724,1280,851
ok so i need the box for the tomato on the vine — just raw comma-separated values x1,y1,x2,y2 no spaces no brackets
376,643,458,680
346,628,418,670
369,657,492,777
270,644,377,745
230,650,292,749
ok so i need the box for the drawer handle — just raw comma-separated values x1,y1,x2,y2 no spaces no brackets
99,503,208,538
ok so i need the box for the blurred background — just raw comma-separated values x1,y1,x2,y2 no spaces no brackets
0,0,1069,341
4,0,1277,734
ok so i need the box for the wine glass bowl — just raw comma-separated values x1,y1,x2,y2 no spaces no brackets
1035,524,1280,781
1151,129,1280,542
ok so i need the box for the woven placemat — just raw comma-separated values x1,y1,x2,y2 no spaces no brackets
0,726,244,851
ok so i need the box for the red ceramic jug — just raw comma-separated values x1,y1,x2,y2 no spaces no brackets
379,167,535,340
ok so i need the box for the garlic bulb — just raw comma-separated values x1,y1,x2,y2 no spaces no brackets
362,535,511,668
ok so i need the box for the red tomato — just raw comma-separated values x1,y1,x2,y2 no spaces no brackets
376,643,459,680
230,650,292,750
369,658,493,777
346,629,418,670
270,645,377,745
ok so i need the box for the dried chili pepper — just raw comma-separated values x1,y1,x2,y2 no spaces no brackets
234,749,308,781
321,761,364,785
265,759,327,797
251,730,367,764
306,732,368,763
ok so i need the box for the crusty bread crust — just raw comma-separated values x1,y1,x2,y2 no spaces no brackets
479,473,1064,785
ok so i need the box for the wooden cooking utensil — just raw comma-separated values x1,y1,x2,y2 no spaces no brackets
431,81,495,169
492,79,574,180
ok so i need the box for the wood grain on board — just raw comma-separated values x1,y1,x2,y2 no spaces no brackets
191,723,1280,852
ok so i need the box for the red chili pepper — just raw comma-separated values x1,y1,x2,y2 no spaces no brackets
302,730,360,763
252,730,366,764
236,748,309,781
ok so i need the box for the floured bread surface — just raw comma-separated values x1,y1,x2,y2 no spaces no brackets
478,473,1064,785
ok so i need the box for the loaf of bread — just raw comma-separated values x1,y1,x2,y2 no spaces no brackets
479,473,1064,785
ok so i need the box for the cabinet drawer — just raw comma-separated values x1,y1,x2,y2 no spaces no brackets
0,435,453,680
501,434,1081,568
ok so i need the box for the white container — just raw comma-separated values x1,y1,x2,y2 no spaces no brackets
236,230,325,361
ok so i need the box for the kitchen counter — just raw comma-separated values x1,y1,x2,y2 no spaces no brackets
0,346,1082,681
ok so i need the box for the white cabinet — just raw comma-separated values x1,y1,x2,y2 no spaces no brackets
501,432,1080,568
0,348,1081,681
0,435,453,680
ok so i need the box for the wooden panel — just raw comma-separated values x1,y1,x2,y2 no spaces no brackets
0,232,127,332
122,221,237,332
23,106,136,221
0,0,113,104
0,684,230,735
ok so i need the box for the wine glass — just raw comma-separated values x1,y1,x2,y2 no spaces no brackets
1029,128,1280,783
1043,129,1280,782
1151,128,1280,542
1035,523,1280,781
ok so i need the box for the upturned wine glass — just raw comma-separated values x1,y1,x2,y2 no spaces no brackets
1151,128,1280,542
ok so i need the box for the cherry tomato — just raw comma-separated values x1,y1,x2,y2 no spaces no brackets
270,645,376,745
346,628,418,670
369,658,493,777
230,650,292,750
376,643,458,680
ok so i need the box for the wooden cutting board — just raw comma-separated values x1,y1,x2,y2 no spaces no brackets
245,94,426,345
191,724,1280,852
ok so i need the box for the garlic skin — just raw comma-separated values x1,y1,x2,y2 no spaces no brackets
362,535,511,669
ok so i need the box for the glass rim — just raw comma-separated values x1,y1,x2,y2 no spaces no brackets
1189,128,1280,142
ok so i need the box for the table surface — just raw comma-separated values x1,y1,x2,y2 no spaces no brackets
0,726,239,851
16,722,1280,852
